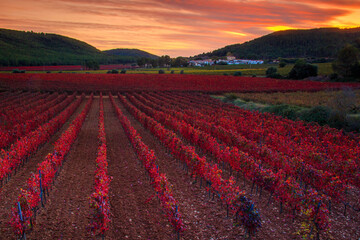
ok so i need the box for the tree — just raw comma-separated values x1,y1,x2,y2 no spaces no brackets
171,57,189,67
279,58,286,68
288,59,318,79
84,60,99,70
266,67,277,76
332,44,360,78
137,57,147,67
158,55,171,67
266,67,282,78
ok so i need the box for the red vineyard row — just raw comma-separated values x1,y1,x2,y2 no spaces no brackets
110,93,185,234
10,94,93,237
0,93,80,184
89,93,111,236
118,93,262,236
0,64,137,71
1,73,360,92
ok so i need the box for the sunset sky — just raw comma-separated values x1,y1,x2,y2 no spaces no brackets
1,0,360,57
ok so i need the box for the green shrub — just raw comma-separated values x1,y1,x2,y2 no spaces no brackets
171,70,175,74
279,61,286,68
266,67,282,78
298,106,331,125
158,69,165,74
262,104,302,120
266,67,277,76
288,60,318,79
328,110,347,129
111,69,119,74
346,115,360,132
46,71,51,73
233,71,242,76
120,69,126,74
223,73,229,76
180,70,184,74
224,93,238,102
12,69,25,73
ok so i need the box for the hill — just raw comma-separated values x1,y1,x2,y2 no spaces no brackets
103,48,158,59
0,29,156,66
195,28,360,60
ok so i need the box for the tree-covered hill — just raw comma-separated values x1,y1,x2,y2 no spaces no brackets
195,28,360,60
0,29,157,66
103,48,158,59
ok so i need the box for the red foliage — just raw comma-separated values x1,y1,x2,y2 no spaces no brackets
89,93,111,236
0,73,359,92
0,93,80,184
117,93,262,235
0,92,68,149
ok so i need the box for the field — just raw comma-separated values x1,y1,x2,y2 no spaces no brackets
0,63,334,76
0,74,360,240
233,90,360,108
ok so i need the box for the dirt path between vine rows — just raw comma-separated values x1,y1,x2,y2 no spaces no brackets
114,96,245,240
26,97,98,239
0,96,86,239
104,96,174,239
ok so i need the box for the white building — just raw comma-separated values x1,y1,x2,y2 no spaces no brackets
189,58,263,66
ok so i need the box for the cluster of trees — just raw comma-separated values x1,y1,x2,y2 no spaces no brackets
266,60,318,80
137,56,189,68
332,44,360,81
266,44,360,82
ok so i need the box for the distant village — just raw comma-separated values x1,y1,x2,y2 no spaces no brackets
189,55,264,67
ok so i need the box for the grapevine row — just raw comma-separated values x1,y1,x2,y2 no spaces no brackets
140,92,347,202
10,94,93,237
0,93,79,185
109,93,184,235
118,93,262,236
0,93,68,149
89,93,111,237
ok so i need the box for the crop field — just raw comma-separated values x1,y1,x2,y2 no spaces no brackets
233,89,360,108
0,63,335,76
0,74,360,240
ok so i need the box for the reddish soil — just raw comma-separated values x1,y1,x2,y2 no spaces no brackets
0,97,86,239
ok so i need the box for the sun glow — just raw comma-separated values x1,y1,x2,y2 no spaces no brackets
266,26,296,32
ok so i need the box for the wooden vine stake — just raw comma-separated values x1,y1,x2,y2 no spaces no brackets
17,201,26,240
39,170,44,207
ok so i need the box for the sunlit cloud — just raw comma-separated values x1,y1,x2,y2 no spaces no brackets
0,0,359,57
224,31,248,37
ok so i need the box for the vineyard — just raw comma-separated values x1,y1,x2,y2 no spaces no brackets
0,74,360,239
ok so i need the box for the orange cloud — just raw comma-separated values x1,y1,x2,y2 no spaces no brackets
0,0,359,57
